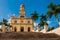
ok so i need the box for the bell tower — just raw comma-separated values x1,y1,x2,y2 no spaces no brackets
19,4,26,18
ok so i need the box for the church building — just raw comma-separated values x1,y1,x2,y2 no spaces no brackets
9,4,34,32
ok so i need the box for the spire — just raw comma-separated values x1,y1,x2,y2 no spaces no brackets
18,4,26,18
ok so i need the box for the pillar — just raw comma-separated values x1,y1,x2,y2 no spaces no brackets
44,24,48,33
2,24,5,32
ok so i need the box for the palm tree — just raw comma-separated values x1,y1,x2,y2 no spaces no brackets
47,2,60,27
0,18,9,32
0,22,3,25
56,5,60,27
47,2,56,18
55,5,60,13
0,18,10,28
3,18,11,31
30,11,38,31
0,18,8,25
3,18,8,26
47,2,56,10
38,14,48,31
30,11,38,21
39,14,48,26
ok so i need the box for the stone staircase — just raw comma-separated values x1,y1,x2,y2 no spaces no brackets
0,32,60,40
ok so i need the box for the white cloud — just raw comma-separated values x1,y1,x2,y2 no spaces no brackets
12,13,15,16
34,22,38,27
0,25,2,29
7,13,15,18
47,21,51,24
7,13,12,18
7,19,11,24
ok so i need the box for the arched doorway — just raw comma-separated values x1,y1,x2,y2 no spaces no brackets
20,27,24,32
28,27,30,32
14,27,17,32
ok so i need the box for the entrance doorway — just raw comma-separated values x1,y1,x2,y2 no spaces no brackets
14,27,17,32
28,27,30,32
21,27,24,32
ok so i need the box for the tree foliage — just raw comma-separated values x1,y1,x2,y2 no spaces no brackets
30,11,38,21
38,14,48,27
47,2,60,22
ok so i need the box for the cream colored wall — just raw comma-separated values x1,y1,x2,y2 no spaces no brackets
11,24,33,32
26,25,33,32
10,18,33,24
10,18,20,24
12,25,20,32
10,17,34,32
20,25,27,32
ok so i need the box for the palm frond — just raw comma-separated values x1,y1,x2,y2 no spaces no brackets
47,10,54,18
47,2,56,10
30,11,38,21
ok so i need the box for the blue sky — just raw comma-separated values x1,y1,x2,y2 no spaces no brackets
0,0,60,28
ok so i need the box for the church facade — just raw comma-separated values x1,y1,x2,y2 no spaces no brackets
9,4,34,32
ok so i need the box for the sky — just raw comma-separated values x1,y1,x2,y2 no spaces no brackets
0,0,60,28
